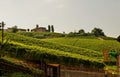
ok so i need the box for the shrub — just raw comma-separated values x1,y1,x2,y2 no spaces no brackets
117,35,120,42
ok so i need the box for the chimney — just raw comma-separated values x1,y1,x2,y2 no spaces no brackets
36,24,39,28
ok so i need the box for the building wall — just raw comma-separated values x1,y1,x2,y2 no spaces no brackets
61,70,103,77
5,28,26,32
61,70,116,77
31,25,48,32
34,28,47,32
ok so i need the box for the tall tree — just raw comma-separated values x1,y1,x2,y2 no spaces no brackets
78,29,85,35
51,25,54,32
117,35,120,42
91,27,105,36
0,25,1,30
48,25,51,32
27,29,30,32
11,25,18,33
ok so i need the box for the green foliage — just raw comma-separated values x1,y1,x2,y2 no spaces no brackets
109,50,118,58
0,32,105,68
0,37,9,57
117,35,120,42
0,57,43,77
27,29,30,32
67,27,106,37
105,65,117,73
48,25,51,32
43,37,120,52
67,32,79,37
51,25,54,32
0,31,119,73
91,27,105,36
4,32,102,59
11,26,18,33
4,41,104,68
78,29,86,35
17,32,65,38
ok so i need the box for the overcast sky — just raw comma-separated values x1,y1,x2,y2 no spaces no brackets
0,0,120,37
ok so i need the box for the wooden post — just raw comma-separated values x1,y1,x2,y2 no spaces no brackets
0,22,1,58
0,70,2,76
103,49,110,62
104,70,108,77
1,21,5,50
0,21,5,77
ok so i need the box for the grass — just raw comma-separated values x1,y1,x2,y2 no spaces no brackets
17,32,65,38
42,37,120,52
3,32,103,59
1,31,119,70
0,56,43,77
4,41,104,68
105,65,117,74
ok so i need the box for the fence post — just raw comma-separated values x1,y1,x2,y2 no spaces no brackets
0,70,2,76
0,21,5,77
104,70,108,77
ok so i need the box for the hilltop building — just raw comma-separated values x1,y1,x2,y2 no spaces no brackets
2,24,54,33
31,24,48,32
5,27,26,32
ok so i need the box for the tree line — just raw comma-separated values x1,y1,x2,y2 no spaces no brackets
4,25,55,33
67,27,105,37
1,25,120,41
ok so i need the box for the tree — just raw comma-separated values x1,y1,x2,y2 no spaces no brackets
117,35,120,42
51,25,54,32
48,25,51,32
0,25,1,30
67,32,75,37
11,25,18,33
91,27,105,36
27,29,30,32
78,29,85,35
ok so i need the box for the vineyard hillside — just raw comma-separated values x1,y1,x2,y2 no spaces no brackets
42,37,120,52
0,32,120,71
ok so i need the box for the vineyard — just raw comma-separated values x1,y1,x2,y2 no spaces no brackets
0,31,120,76
1,32,104,67
42,37,120,52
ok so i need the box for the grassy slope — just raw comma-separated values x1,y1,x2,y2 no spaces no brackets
0,30,119,76
2,32,120,70
0,32,105,67
42,37,120,52
4,32,103,59
17,32,65,38
0,56,43,77
41,37,120,72
16,32,120,53
42,37,120,63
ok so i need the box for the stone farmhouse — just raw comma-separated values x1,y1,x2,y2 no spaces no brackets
4,24,49,32
5,27,26,32
31,24,48,32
